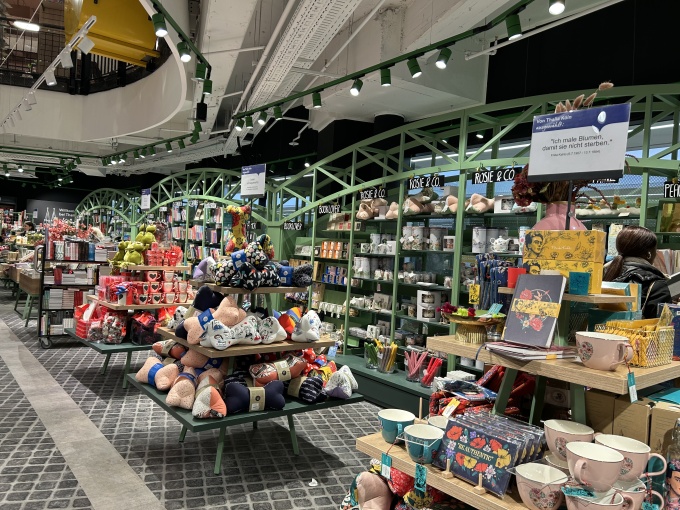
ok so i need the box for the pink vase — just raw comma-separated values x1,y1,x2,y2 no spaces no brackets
532,202,586,231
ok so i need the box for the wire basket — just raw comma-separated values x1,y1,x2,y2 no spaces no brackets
594,323,674,367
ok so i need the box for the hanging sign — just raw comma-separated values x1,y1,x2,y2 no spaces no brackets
140,189,151,210
528,103,631,182
283,221,304,231
205,202,217,209
241,164,266,198
664,181,680,199
472,168,518,185
317,204,341,215
357,186,386,201
188,199,199,207
408,174,441,190
159,206,168,212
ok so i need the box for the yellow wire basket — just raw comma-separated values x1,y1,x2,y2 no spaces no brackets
595,322,674,367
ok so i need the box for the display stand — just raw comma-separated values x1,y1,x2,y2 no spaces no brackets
64,328,152,388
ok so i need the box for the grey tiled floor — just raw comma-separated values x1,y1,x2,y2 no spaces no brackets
0,293,378,509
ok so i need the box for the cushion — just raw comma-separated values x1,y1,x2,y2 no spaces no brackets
192,374,226,419
193,285,224,312
325,365,357,399
224,380,285,413
249,354,307,387
284,376,327,404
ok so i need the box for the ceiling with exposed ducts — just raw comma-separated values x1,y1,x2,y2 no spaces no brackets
0,0,655,186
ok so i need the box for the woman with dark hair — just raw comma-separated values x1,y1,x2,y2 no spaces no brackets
603,225,670,318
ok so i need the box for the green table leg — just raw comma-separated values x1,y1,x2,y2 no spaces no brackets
288,415,300,455
491,368,518,416
226,357,234,375
213,427,226,475
554,302,571,347
570,384,587,424
253,421,258,429
100,353,111,375
179,426,187,443
14,288,22,313
529,376,547,426
122,352,132,389
23,294,33,325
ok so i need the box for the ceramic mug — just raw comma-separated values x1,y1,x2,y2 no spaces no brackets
403,424,443,465
565,490,634,510
612,479,664,510
544,419,595,461
163,292,176,304
177,281,188,292
378,409,415,444
594,434,667,481
567,441,623,492
138,294,149,304
141,282,150,293
149,282,161,293
178,292,188,304
575,332,634,371
162,282,174,292
151,293,162,304
515,462,568,510
146,271,161,282
163,271,175,281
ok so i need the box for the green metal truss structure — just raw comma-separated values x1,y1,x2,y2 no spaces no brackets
75,83,680,344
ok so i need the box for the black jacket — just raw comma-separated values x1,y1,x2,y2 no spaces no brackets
613,261,671,318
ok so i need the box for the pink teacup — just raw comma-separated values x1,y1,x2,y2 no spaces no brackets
515,463,568,510
149,282,161,293
163,292,176,304
612,479,664,510
575,331,634,371
594,434,667,482
151,293,162,304
141,282,150,293
567,442,623,492
162,282,174,292
178,292,188,303
163,271,175,281
566,490,634,510
145,271,161,282
544,419,594,461
177,281,188,292
138,294,149,304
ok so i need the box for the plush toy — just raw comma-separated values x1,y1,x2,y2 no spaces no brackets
257,234,275,261
224,380,285,413
292,263,313,288
467,193,495,214
110,241,127,266
284,376,326,404
152,339,187,360
224,205,251,255
135,224,146,243
123,242,145,265
192,372,226,418
193,285,224,312
166,367,198,409
182,296,246,344
166,306,188,330
192,256,216,281
249,354,307,387
357,472,393,510
210,237,280,290
259,317,287,344
291,310,321,342
135,357,180,391
141,225,156,248
276,307,303,340
223,370,249,388
325,365,358,399
197,316,261,350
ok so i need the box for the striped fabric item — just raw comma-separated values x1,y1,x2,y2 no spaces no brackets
284,376,327,404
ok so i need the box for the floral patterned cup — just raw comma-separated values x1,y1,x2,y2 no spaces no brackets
544,419,594,461
567,442,623,492
612,479,664,510
575,332,634,371
515,462,568,510
565,490,634,510
595,434,667,482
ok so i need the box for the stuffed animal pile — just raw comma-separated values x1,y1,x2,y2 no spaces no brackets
209,234,280,291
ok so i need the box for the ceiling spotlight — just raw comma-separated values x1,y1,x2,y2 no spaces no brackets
245,116,253,129
178,41,192,63
165,142,173,153
273,106,283,120
58,177,63,181
45,68,56,86
235,119,244,132
194,62,207,81
380,68,391,87
149,147,156,156
436,48,452,69
119,154,126,163
111,158,117,165
133,150,140,159
407,58,422,78
202,79,212,96
312,91,322,109
27,91,36,105
59,50,73,69
78,36,95,55
17,165,23,173
4,170,8,177
152,13,168,37
350,78,363,96
140,149,146,158
506,14,523,40
304,158,310,168
178,139,186,150
13,20,40,32
257,111,267,126
22,97,31,111
476,131,485,139
549,0,566,15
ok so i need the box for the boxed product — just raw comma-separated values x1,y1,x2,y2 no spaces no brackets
417,290,442,322
612,396,653,444
585,389,615,434
522,230,606,293
650,402,680,453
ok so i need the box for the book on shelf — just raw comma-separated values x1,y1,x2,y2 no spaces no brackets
485,342,577,360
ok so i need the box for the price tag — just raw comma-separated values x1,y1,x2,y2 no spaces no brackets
414,464,427,496
407,174,442,190
562,487,595,498
327,346,337,358
442,397,461,418
628,372,638,402
381,453,392,480
356,186,386,201
642,503,660,510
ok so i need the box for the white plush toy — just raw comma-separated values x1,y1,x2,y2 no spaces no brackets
291,310,321,342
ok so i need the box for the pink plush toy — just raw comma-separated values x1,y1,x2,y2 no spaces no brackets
135,358,180,391
183,296,246,345
192,372,226,419
166,367,197,409
152,340,187,360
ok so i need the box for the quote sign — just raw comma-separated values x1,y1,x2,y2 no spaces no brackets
241,164,266,198
283,221,304,231
408,174,441,190
528,103,631,182
664,181,680,199
140,188,151,210
472,168,517,185
357,186,386,201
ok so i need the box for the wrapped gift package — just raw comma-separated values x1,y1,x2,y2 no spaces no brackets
522,230,606,293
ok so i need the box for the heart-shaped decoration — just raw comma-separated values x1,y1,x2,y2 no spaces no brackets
138,294,149,304
577,341,594,361
150,282,161,293
151,294,162,304
146,271,160,282
529,488,561,510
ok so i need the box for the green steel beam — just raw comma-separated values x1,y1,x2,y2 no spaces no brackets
640,95,653,226
406,131,458,165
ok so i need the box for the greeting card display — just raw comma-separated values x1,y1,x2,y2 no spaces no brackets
502,274,566,348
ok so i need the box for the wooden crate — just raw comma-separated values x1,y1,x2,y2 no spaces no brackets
19,272,40,295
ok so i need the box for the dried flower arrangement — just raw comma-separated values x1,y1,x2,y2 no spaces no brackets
512,82,615,207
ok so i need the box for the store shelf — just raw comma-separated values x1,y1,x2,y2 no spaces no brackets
401,250,455,256
426,335,680,395
463,252,521,258
354,277,393,285
44,259,110,264
158,328,335,358
354,253,395,258
64,329,153,353
396,314,451,329
483,212,536,218
349,306,392,317
498,287,636,304
291,253,312,258
189,282,307,295
577,214,640,220
356,432,525,510
124,265,191,271
86,295,177,311
314,257,348,263
43,284,96,288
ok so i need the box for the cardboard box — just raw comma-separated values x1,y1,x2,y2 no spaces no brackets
523,230,606,293
650,402,680,453
585,389,615,434
613,396,653,444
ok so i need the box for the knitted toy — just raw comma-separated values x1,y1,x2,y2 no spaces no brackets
224,205,251,255
249,354,306,387
135,357,180,391
325,365,358,399
210,236,280,290
192,372,226,419
291,310,321,342
166,367,198,409
224,380,285,413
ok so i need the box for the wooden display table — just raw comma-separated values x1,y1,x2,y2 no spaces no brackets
128,375,363,474
356,432,525,510
65,329,153,388
189,281,307,295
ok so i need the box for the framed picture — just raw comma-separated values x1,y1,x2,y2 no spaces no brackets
494,195,514,214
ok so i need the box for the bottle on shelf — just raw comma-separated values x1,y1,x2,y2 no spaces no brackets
666,418,680,509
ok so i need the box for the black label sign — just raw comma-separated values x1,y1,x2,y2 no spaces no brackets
664,182,680,199
357,187,386,201
283,221,304,231
408,174,442,190
317,204,341,215
472,168,518,185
